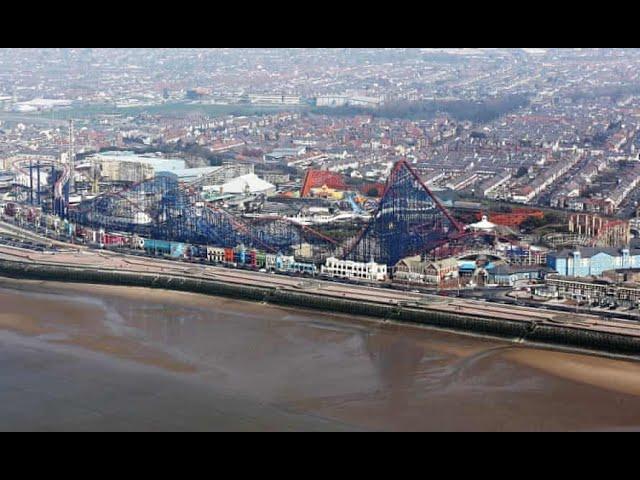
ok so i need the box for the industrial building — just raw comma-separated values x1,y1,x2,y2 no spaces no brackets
83,156,256,188
263,146,306,163
248,94,302,105
86,157,154,183
190,163,255,187
88,151,186,172
171,166,233,183
315,93,385,108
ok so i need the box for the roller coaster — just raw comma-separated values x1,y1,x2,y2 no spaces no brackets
343,160,465,265
10,157,70,216
58,159,494,265
67,172,339,256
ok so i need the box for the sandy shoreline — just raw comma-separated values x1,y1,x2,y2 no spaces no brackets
2,276,640,430
0,279,198,373
503,348,640,397
3,276,640,389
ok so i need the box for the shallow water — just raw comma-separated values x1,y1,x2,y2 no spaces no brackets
1,278,640,431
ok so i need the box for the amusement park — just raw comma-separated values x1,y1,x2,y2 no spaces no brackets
3,116,640,301
0,128,569,292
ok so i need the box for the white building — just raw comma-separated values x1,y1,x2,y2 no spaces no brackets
205,173,276,196
248,94,302,105
321,257,387,282
266,254,295,270
467,215,497,232
316,94,384,108
206,247,226,263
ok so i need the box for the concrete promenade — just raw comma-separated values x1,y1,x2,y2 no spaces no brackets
3,240,640,357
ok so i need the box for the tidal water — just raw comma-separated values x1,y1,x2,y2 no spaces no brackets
1,278,640,431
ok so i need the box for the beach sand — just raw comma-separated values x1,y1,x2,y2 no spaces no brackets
1,277,640,431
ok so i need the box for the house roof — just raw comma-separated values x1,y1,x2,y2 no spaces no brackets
395,255,423,271
395,256,458,272
488,264,554,275
426,258,459,269
549,247,640,259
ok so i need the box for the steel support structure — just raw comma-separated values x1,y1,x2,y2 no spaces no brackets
344,160,464,266
69,173,337,255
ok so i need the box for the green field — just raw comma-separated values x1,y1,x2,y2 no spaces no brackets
1,102,309,124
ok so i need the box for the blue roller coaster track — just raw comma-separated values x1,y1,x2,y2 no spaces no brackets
68,172,338,255
67,160,466,265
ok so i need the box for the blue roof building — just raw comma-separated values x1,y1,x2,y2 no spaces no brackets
487,264,554,286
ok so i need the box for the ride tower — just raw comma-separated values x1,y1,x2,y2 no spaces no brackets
344,160,464,266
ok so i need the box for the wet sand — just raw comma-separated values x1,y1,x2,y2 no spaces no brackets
2,277,640,431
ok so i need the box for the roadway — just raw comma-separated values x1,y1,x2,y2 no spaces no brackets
0,220,81,250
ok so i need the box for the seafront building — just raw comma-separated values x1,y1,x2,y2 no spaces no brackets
485,264,552,286
393,256,459,284
541,273,640,307
547,247,640,277
321,257,387,281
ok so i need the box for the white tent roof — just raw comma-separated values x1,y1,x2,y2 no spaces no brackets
468,215,496,231
212,173,275,194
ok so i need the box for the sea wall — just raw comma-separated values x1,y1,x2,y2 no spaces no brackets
1,258,640,356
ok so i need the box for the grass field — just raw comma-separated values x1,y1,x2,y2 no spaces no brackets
1,102,309,124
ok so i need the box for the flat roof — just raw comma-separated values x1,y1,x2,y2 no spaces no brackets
90,151,186,171
167,166,222,179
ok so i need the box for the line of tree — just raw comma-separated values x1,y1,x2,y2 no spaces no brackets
310,93,532,124
567,83,640,102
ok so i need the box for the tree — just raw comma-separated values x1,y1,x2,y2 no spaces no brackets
543,212,564,225
520,216,546,232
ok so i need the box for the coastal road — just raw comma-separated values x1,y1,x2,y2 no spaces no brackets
3,242,640,342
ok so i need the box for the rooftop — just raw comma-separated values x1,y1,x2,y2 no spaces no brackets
209,173,275,194
550,247,640,259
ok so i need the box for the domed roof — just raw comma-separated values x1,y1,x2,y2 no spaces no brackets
468,215,496,231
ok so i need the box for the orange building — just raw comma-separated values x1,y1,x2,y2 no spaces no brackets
300,170,347,197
